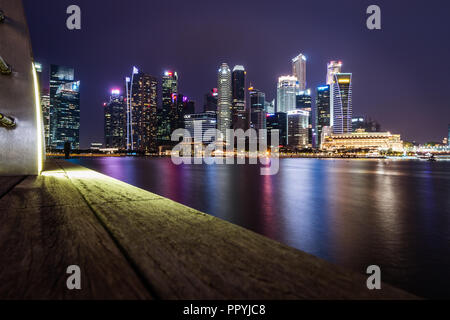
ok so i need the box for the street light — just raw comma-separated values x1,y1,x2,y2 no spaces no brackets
0,112,16,128
0,55,12,75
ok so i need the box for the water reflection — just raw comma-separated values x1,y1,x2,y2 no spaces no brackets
70,157,450,298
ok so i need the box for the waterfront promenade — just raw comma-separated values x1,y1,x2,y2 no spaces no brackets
0,160,417,299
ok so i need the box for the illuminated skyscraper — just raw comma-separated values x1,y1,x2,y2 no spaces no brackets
159,71,178,143
288,109,310,150
326,61,343,85
277,76,298,113
217,63,232,138
296,89,313,147
104,89,126,149
267,112,288,147
292,53,307,91
204,88,218,113
331,73,353,134
49,65,80,150
232,65,246,112
316,85,331,147
249,87,266,131
129,72,158,153
40,89,50,150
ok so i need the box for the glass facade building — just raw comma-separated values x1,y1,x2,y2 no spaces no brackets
49,65,80,150
277,76,299,113
217,63,232,139
287,109,309,150
292,53,307,91
316,85,331,147
331,73,353,134
104,90,126,149
159,71,178,143
266,112,288,147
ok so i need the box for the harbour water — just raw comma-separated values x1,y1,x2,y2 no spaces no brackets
70,157,450,298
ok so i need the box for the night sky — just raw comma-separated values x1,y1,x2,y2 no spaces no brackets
23,0,450,148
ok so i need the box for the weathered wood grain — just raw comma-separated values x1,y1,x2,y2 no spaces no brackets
58,160,418,300
0,165,154,300
0,176,26,199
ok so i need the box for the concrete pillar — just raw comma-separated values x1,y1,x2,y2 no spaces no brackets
0,0,43,175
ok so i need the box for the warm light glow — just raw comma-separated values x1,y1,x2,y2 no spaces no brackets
32,63,43,175
338,79,350,84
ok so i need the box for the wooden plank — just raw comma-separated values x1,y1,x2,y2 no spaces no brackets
0,168,154,300
0,176,26,199
58,160,418,300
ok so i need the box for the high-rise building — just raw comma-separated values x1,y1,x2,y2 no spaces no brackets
232,65,246,112
249,87,266,131
316,85,331,148
326,61,343,85
277,76,298,113
265,99,275,114
292,53,307,91
331,73,353,134
49,65,80,150
267,112,288,147
204,88,219,113
217,63,232,138
129,72,158,153
287,109,309,150
104,89,126,149
40,88,50,150
296,89,313,147
159,71,178,143
184,112,217,144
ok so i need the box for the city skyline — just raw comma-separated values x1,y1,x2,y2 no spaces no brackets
24,0,450,147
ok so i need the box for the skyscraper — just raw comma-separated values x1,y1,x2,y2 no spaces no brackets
104,89,126,149
331,73,353,134
232,65,246,112
159,71,178,143
249,87,266,131
267,112,288,147
296,89,313,147
287,109,310,150
129,72,158,153
204,88,218,113
326,61,343,85
49,65,80,150
217,63,232,138
316,85,331,147
277,76,298,113
40,88,50,150
292,53,307,91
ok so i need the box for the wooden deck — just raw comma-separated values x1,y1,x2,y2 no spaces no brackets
0,160,418,300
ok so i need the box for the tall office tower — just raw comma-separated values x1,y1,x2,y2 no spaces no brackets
277,76,299,113
129,72,158,153
40,88,50,150
49,65,80,150
217,63,232,138
204,88,218,113
316,85,331,147
296,89,313,147
326,61,343,85
184,112,217,144
159,71,178,143
232,65,246,112
292,53,307,91
249,87,266,131
104,89,126,149
331,73,353,134
265,99,275,114
287,110,310,150
173,94,196,130
266,112,288,147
